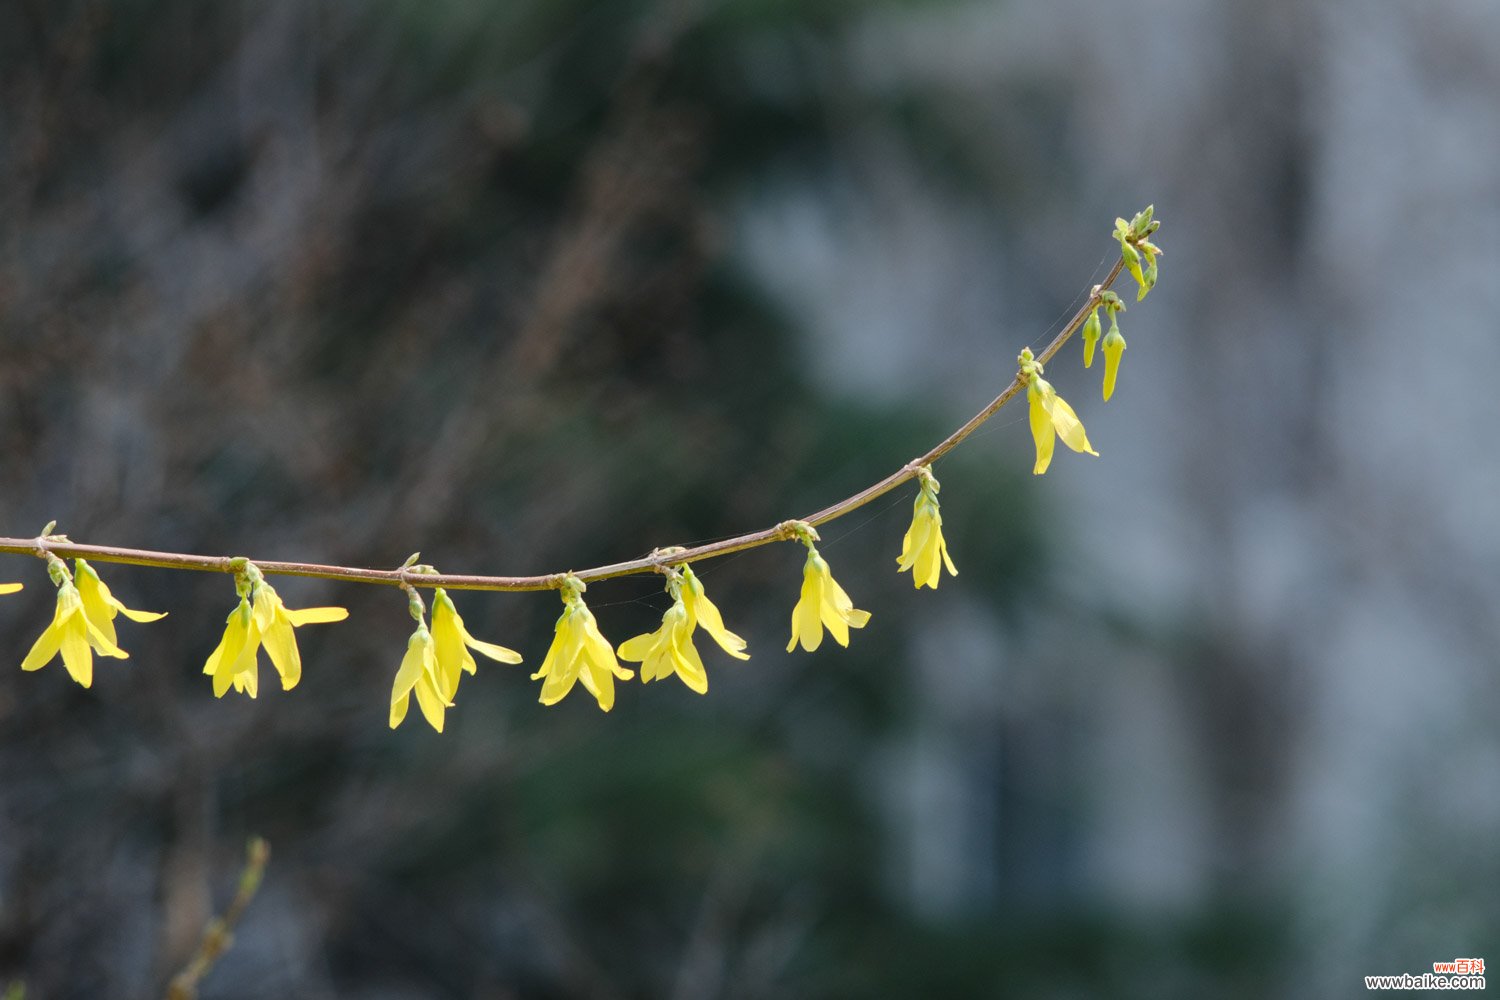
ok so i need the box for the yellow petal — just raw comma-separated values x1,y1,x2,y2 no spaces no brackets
390,631,431,711
582,613,630,682
233,664,260,698
916,526,942,589
1048,394,1099,456
617,630,660,663
0,583,22,595
671,630,709,694
252,586,279,634
389,634,429,729
539,645,583,706
899,507,935,585
259,612,303,691
59,609,94,688
282,606,349,626
530,617,568,681
429,600,468,700
788,556,825,653
465,635,521,664
75,564,119,647
84,615,129,659
537,616,584,703
820,592,850,647
1028,380,1055,475
22,619,64,673
77,560,167,629
204,601,250,675
687,591,749,659
824,570,870,629
413,675,447,733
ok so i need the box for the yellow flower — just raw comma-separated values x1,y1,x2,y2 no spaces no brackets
74,558,166,647
787,545,870,653
531,581,633,711
0,583,22,595
1101,324,1127,401
896,468,957,589
203,597,259,697
201,565,347,698
617,565,748,694
1026,373,1098,475
618,599,706,693
680,565,749,660
389,624,452,732
250,579,348,691
22,580,128,688
430,587,522,702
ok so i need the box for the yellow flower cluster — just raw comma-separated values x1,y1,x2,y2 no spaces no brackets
203,564,347,698
389,587,521,732
618,564,749,694
533,577,634,711
7,213,1157,726
18,559,164,688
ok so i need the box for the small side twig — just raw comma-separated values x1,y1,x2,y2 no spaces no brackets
165,837,271,1000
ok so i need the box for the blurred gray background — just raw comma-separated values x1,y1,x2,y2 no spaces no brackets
2,0,1497,997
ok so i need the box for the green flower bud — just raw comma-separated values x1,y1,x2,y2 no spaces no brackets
1101,325,1126,401
1130,205,1154,238
1081,307,1102,368
1121,240,1145,293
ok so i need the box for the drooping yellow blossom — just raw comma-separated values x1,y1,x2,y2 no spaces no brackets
1021,349,1098,476
203,597,258,697
22,579,128,688
531,578,633,711
1101,322,1127,401
430,587,523,702
896,467,958,589
618,596,706,693
74,558,166,647
680,565,749,660
202,564,347,698
785,524,871,653
0,583,22,595
618,565,748,694
389,624,452,732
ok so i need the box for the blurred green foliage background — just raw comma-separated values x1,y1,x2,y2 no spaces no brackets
4,0,1499,997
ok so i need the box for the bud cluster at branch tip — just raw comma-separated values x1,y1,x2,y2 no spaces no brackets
1114,205,1162,302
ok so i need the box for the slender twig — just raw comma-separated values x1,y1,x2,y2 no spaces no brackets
0,258,1125,593
165,837,271,1000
